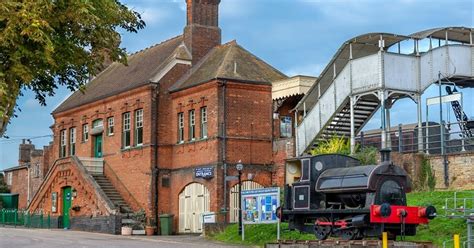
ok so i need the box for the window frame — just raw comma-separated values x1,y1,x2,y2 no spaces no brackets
189,109,195,141
200,107,208,139
82,124,89,142
60,129,67,158
134,109,143,146
107,117,115,136
177,112,184,144
69,127,76,156
122,112,131,149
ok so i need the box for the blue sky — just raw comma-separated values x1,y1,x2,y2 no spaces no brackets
0,0,473,169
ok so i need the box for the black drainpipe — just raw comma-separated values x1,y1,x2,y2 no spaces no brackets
150,83,160,226
219,80,228,222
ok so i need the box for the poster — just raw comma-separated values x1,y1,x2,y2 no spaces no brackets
241,187,280,224
52,192,57,213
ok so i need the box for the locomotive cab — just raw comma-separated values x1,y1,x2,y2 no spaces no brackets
281,151,436,240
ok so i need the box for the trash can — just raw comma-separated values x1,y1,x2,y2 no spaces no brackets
159,214,174,235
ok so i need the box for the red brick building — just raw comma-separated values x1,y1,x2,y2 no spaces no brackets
24,0,302,234
2,140,53,209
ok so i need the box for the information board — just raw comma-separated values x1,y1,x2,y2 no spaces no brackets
241,187,280,224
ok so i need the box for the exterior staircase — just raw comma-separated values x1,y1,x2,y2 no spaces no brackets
92,175,133,215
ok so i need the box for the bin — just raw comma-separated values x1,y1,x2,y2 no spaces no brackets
0,193,19,209
159,214,174,235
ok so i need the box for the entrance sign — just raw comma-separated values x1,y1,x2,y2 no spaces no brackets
241,187,280,240
194,167,214,179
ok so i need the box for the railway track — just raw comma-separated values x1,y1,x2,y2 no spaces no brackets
265,240,434,248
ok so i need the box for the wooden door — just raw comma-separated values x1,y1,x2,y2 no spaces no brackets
178,183,210,233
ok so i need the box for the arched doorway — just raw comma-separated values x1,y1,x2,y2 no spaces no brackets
178,183,210,233
229,181,264,223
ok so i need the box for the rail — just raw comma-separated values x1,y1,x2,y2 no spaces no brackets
103,161,141,211
0,209,51,228
356,121,474,155
78,157,104,175
266,240,433,248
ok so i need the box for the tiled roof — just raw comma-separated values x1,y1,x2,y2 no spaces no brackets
53,35,184,114
170,40,287,92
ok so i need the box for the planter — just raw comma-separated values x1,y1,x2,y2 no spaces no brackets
132,229,146,235
145,226,156,236
121,226,132,236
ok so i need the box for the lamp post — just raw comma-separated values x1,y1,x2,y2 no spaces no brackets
236,160,243,235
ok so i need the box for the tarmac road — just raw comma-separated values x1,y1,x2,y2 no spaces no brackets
0,227,246,248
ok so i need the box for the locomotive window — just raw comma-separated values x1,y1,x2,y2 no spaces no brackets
300,159,310,181
377,179,406,206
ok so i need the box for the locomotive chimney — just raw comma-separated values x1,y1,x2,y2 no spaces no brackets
380,148,391,163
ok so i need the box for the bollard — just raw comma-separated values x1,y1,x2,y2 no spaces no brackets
382,232,388,248
454,234,460,248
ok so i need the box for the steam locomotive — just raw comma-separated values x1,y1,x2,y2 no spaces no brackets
280,150,436,240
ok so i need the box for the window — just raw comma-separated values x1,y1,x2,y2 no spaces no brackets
107,117,114,136
189,109,195,141
82,124,89,142
69,127,76,156
92,119,103,128
6,172,12,186
60,129,66,158
280,116,292,138
200,107,207,139
178,112,184,143
135,109,143,146
33,164,40,178
122,112,131,148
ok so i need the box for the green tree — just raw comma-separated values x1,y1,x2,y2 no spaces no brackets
0,173,9,193
0,0,145,135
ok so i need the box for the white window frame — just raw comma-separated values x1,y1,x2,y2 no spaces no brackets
69,127,76,156
200,107,208,139
178,112,184,143
82,124,89,142
189,109,195,141
107,117,114,136
6,172,12,186
122,112,131,148
135,109,143,146
60,129,67,158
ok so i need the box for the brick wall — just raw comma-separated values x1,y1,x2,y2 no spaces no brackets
428,152,474,190
52,85,155,215
8,168,28,209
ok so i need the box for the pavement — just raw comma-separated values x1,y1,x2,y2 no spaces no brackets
0,227,248,248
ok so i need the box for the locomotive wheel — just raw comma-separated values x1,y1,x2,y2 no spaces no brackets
341,228,359,240
314,217,331,240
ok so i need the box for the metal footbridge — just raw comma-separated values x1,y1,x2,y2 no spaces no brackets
294,27,474,155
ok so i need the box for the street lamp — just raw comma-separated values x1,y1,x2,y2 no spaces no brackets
236,160,243,235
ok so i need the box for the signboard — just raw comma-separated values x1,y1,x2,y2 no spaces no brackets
426,92,462,106
202,212,216,224
241,187,280,224
194,167,214,179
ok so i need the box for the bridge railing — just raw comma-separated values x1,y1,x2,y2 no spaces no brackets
357,121,474,155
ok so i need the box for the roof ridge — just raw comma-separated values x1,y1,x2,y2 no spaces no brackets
129,35,183,57
232,42,287,79
216,42,235,77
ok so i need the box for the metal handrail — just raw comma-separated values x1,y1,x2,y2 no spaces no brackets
102,161,141,211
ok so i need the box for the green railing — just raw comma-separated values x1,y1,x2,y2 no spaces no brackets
0,209,50,228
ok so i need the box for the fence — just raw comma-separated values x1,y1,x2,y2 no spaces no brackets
357,121,474,155
0,209,51,228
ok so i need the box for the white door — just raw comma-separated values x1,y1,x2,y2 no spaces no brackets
229,181,264,223
178,183,210,233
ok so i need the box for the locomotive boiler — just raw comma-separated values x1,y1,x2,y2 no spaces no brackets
280,150,436,240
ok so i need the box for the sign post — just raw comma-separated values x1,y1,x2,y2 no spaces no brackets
241,187,280,241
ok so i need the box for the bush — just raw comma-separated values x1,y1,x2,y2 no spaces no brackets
415,157,436,191
311,136,377,165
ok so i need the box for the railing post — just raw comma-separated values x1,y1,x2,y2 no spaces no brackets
40,212,44,228
360,132,365,149
48,213,51,229
398,124,403,152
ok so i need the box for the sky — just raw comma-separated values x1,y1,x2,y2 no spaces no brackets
0,0,473,170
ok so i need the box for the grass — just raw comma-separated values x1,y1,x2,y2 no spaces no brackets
210,190,473,247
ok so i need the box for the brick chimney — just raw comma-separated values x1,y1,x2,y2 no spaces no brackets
184,0,222,64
